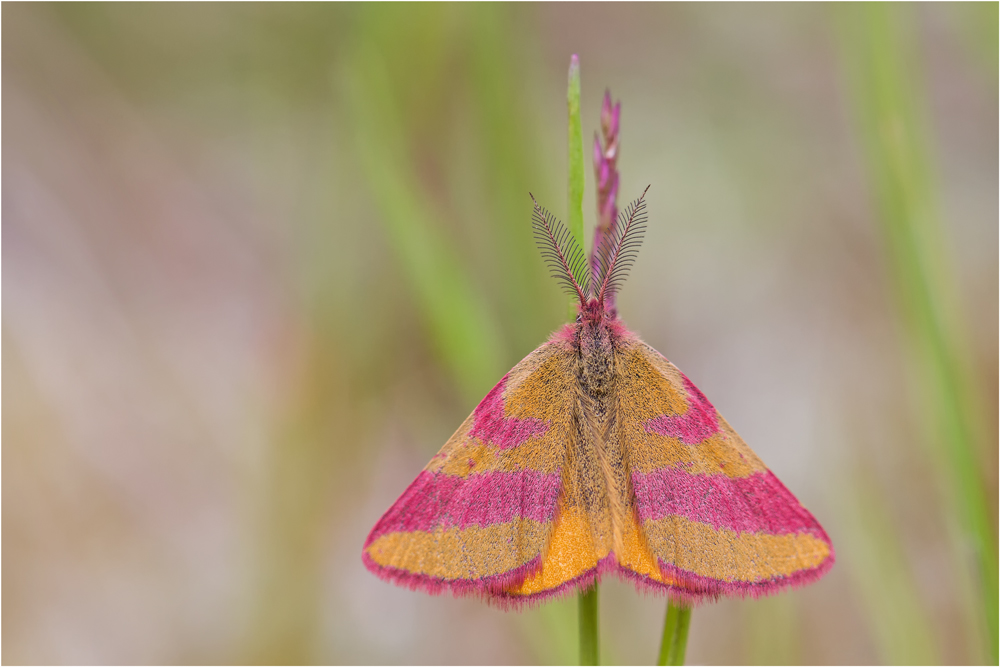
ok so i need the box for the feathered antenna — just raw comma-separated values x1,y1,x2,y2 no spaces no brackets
593,186,649,307
530,194,591,307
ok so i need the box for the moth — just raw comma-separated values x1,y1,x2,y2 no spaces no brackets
363,188,834,607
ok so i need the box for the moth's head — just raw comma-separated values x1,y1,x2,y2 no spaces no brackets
530,186,648,318
578,297,611,326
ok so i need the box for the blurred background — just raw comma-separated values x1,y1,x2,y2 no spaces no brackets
3,3,996,664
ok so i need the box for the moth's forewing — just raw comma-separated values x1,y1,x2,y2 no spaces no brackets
363,332,579,607
615,341,834,600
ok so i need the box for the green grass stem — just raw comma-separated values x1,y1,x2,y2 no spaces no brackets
566,54,585,320
658,601,691,666
567,54,599,665
579,584,599,665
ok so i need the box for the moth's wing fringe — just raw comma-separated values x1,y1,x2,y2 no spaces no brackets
361,550,545,604
364,537,835,611
649,549,837,606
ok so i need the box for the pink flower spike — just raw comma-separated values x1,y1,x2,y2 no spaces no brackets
602,178,618,218
605,136,618,162
590,89,623,299
599,161,611,190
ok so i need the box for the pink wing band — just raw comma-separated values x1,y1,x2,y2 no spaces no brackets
644,374,720,444
469,374,550,448
365,469,561,544
631,468,823,536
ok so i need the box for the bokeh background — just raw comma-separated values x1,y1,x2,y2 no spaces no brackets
4,3,996,665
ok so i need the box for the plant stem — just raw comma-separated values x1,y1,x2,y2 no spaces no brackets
566,53,585,320
657,601,691,666
567,54,598,665
579,584,599,665
657,602,679,665
671,606,692,665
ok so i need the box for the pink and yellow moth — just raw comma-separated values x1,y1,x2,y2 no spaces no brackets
363,188,834,608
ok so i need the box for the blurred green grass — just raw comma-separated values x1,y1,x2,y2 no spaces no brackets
838,4,997,662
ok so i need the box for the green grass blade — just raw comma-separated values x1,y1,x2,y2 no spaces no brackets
341,39,505,401
837,4,997,662
465,4,562,355
567,53,585,319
